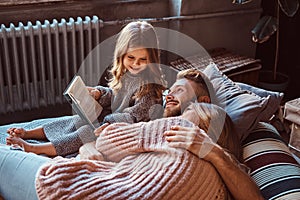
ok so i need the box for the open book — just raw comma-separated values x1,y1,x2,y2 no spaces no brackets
63,75,103,130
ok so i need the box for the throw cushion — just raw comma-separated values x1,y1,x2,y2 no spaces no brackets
203,63,270,142
242,122,300,200
236,82,284,121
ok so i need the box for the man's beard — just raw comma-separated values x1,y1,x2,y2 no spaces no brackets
163,106,182,117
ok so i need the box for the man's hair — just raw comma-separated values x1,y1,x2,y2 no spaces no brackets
176,69,217,103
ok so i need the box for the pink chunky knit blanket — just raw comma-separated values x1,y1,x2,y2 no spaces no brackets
36,117,229,200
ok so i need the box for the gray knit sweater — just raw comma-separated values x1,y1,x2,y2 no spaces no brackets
43,71,164,156
96,71,164,123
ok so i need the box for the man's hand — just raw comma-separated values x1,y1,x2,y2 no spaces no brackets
164,125,216,160
87,86,101,101
79,141,104,160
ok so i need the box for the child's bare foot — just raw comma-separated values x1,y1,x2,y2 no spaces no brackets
7,128,27,138
6,136,32,153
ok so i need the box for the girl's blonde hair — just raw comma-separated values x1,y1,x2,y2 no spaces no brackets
189,103,241,161
108,21,166,98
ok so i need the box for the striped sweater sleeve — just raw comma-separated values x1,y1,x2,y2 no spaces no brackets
95,117,194,162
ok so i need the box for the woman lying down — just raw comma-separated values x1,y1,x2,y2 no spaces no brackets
0,103,263,200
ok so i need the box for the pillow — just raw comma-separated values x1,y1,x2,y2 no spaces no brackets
236,82,284,121
242,122,300,199
203,63,270,142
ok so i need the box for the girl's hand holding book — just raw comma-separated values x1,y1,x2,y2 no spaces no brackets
87,87,101,101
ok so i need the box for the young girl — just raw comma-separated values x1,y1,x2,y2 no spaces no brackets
6,21,167,157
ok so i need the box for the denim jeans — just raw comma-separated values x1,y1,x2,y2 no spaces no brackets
0,146,49,200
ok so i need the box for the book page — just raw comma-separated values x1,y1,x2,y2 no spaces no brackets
64,76,103,129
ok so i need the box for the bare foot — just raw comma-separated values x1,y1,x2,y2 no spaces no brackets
7,128,27,138
6,136,32,153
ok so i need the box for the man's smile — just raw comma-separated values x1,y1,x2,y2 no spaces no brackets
165,100,179,107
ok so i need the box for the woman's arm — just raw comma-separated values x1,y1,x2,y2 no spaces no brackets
95,122,144,162
206,145,263,200
164,125,264,200
79,141,104,161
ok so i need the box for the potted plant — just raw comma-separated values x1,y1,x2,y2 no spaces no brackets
234,0,299,92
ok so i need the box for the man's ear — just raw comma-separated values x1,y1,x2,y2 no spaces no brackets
197,96,211,103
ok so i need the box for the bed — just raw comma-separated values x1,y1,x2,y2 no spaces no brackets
0,61,300,199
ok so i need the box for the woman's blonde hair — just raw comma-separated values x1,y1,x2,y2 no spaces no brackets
189,103,241,160
108,21,166,98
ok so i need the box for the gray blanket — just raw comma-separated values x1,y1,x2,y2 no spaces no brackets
0,116,71,145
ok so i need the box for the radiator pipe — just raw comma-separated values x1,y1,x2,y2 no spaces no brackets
0,8,262,34
103,8,262,26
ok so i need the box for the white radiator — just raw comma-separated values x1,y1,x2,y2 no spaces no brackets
0,16,103,114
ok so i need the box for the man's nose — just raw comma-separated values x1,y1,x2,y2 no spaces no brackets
165,93,174,101
163,93,174,108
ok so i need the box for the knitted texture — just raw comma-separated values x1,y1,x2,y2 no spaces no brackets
43,115,96,156
36,117,228,200
97,71,164,124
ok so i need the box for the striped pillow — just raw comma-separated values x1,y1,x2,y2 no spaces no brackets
242,122,300,200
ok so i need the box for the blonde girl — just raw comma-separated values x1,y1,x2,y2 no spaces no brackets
6,21,167,157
